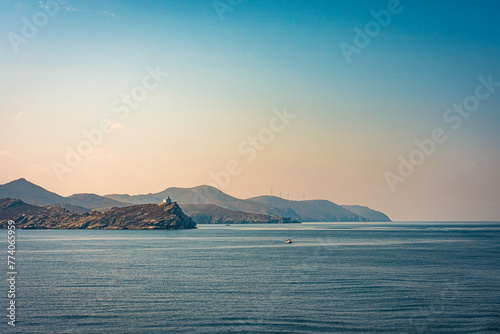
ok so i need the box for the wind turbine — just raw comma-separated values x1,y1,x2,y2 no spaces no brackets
270,188,274,196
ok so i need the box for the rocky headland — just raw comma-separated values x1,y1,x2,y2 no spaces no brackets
0,198,196,230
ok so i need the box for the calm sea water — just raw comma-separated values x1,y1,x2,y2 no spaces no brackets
1,222,499,333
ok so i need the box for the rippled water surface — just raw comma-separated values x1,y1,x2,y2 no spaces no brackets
1,222,499,333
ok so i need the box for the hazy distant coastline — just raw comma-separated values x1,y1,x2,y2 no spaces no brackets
0,178,391,228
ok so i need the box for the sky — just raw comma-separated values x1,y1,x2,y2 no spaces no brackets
0,0,499,221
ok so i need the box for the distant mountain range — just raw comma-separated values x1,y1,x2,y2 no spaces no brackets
0,178,391,222
106,185,390,222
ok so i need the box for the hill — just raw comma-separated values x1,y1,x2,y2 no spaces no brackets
50,203,91,214
0,198,196,230
0,198,76,228
65,193,131,209
0,179,132,210
182,204,300,224
247,196,363,222
0,178,66,206
341,205,391,222
107,185,238,206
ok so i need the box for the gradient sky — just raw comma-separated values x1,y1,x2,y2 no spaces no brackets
1,0,499,221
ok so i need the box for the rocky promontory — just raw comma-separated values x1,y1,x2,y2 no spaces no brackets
0,198,196,230
181,204,300,224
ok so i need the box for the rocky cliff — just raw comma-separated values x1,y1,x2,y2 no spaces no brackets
0,198,196,230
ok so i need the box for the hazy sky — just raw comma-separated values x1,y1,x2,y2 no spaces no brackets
1,0,499,221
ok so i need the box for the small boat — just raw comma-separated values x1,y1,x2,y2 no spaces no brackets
225,224,231,226
285,239,292,244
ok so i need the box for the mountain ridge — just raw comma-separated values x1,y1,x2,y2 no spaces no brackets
106,186,391,222
0,178,391,222
0,179,132,209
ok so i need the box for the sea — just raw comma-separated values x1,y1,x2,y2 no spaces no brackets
1,222,499,333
